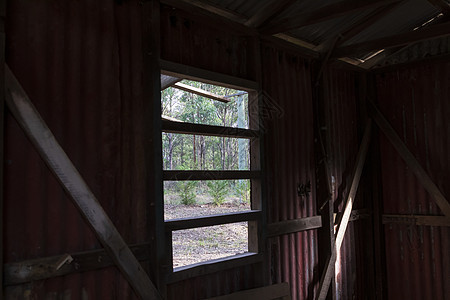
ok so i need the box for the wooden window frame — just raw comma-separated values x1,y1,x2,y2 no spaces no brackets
159,60,264,282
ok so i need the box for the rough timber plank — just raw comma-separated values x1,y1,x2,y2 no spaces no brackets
5,66,161,300
369,102,450,217
316,120,372,300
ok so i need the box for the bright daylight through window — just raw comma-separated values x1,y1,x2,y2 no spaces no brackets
161,76,261,269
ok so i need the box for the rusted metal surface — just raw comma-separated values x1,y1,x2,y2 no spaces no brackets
4,0,150,298
376,59,450,299
322,67,376,299
261,42,318,300
160,4,258,81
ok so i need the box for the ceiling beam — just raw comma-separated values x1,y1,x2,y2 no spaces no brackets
427,0,450,14
332,21,450,58
261,0,401,35
175,0,247,24
244,0,295,28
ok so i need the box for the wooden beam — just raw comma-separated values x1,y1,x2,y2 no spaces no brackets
4,244,151,286
0,0,5,295
159,0,255,36
427,0,450,14
173,82,231,103
161,60,259,91
165,210,261,231
206,282,291,300
267,216,322,237
382,214,450,226
161,74,181,90
5,66,161,300
170,0,247,24
333,21,450,58
316,120,372,300
162,119,258,138
244,0,294,28
264,34,320,59
369,102,450,217
320,1,403,51
261,0,400,35
163,170,260,181
167,252,263,283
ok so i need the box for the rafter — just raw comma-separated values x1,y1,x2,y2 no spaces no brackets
244,0,294,28
427,0,450,14
261,0,400,35
332,21,450,58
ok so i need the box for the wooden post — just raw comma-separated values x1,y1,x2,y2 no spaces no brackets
313,67,335,300
316,120,372,300
5,66,161,300
0,0,5,297
141,1,166,297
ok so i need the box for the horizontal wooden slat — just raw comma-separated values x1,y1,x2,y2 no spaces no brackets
4,244,151,286
165,210,261,231
267,216,322,237
206,282,291,300
173,82,231,103
382,215,450,226
161,60,259,91
162,120,259,138
167,252,263,283
163,170,260,181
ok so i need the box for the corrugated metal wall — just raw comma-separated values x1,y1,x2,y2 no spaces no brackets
160,6,264,300
261,42,318,300
376,60,450,299
323,67,376,300
4,0,151,298
160,4,257,81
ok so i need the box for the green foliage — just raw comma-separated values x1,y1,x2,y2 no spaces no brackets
177,180,198,205
207,180,229,206
236,180,250,204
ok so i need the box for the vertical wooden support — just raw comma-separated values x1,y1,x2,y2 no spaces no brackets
0,0,5,297
313,66,335,300
141,0,165,296
364,73,387,299
316,120,372,300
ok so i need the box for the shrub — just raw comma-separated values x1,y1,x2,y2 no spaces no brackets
177,180,198,205
236,180,250,204
207,180,229,206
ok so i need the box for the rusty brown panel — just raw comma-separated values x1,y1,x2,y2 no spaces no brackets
376,60,450,299
4,0,150,298
261,42,318,300
323,66,376,299
160,4,257,81
166,265,260,300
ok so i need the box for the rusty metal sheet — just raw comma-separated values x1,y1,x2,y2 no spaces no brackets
376,59,450,299
4,0,149,298
160,4,257,81
323,66,376,299
261,42,318,300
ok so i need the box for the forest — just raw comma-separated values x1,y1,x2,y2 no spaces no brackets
161,80,251,207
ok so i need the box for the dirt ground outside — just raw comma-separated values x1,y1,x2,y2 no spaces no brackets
165,196,250,268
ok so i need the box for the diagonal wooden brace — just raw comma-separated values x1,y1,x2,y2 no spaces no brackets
316,120,372,300
368,101,450,217
5,65,161,300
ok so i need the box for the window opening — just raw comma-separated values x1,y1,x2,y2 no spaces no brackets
161,75,261,271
